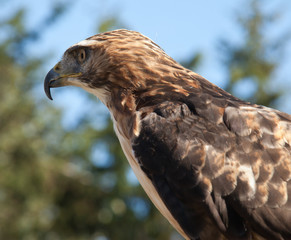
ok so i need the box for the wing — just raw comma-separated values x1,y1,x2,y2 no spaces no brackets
132,97,291,240
223,105,291,239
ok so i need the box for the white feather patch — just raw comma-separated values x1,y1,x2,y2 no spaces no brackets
83,86,109,105
112,118,190,240
67,79,109,105
238,165,256,201
72,39,97,47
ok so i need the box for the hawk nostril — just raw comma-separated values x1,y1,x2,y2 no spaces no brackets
54,63,61,72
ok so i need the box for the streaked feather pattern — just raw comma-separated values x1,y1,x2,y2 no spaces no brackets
44,29,291,240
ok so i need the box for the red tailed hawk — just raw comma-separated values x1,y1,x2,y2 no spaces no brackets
44,29,291,240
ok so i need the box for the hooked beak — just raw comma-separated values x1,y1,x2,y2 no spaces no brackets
44,63,82,100
44,68,60,100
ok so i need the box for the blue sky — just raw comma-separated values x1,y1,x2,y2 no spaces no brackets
2,0,291,190
2,0,291,120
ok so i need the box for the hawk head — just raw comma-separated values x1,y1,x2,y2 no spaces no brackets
44,29,185,107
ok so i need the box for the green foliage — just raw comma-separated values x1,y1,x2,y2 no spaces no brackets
0,6,176,240
180,53,202,71
220,0,289,107
0,1,289,240
98,17,125,33
0,8,65,239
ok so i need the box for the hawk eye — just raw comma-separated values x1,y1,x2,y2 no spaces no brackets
77,49,86,63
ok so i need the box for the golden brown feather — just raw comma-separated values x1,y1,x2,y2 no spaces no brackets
44,29,291,240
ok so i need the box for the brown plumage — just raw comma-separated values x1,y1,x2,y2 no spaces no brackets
44,29,291,240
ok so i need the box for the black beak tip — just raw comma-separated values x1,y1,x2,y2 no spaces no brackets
46,90,53,101
44,80,53,101
44,68,57,101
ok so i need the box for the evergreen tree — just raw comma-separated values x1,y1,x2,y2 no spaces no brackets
0,6,176,240
220,0,289,107
1,0,289,239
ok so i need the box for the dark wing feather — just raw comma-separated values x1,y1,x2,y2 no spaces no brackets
132,98,291,240
133,101,246,239
223,105,291,240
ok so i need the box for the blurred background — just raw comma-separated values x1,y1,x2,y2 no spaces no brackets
1,0,291,239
